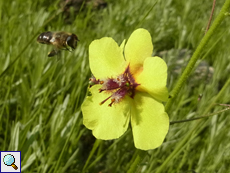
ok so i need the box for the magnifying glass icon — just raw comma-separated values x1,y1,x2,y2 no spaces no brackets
3,154,18,170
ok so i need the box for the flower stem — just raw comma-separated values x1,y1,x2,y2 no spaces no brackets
165,0,230,112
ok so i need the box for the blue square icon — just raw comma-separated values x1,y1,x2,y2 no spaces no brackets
0,151,21,173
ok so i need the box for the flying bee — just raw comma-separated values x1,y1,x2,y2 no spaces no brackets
37,31,79,57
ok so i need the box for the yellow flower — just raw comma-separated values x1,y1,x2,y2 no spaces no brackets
81,28,169,150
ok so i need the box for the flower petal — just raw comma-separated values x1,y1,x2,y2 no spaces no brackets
131,92,169,150
81,85,131,139
120,39,126,50
89,37,126,79
136,56,168,102
125,28,153,73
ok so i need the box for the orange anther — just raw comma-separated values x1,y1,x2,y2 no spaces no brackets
108,98,116,107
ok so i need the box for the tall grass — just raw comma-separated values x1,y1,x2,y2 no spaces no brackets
1,0,230,172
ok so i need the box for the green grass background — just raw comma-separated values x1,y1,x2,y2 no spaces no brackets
1,0,230,172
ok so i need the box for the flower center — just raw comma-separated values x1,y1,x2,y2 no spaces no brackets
90,65,139,107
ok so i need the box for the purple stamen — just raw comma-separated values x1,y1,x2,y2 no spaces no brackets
93,65,139,107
